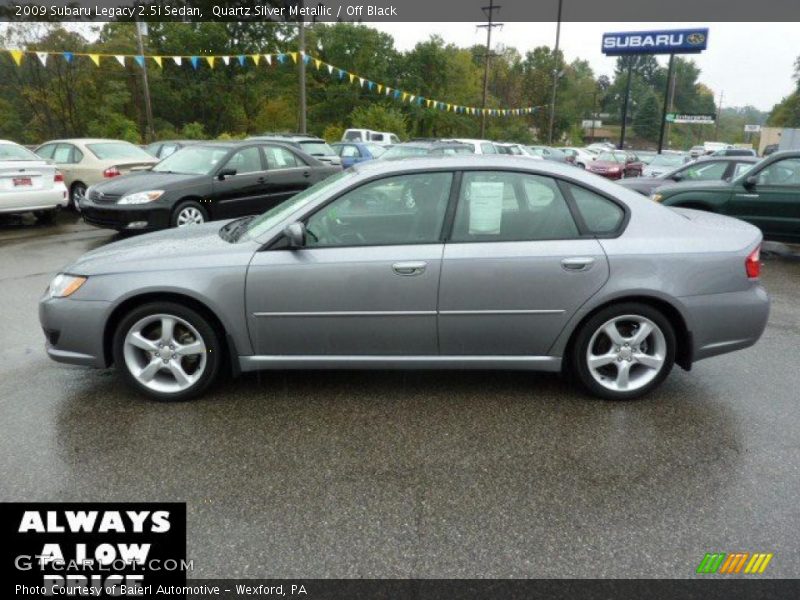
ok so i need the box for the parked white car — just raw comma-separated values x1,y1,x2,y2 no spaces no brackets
341,129,400,146
447,139,500,154
560,147,598,169
0,140,68,222
494,142,544,159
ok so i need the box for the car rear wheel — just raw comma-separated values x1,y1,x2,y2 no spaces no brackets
70,182,86,210
172,201,208,228
112,302,221,401
571,302,676,400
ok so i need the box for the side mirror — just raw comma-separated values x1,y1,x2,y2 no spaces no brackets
283,222,306,249
671,173,684,182
744,175,758,188
218,167,236,180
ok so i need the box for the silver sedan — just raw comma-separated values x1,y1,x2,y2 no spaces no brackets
39,156,769,401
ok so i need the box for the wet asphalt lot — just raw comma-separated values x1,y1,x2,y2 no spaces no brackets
1,211,799,579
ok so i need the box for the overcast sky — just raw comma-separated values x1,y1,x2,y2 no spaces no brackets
372,22,800,112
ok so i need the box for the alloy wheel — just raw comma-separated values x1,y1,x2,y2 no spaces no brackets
122,314,207,394
176,206,205,227
585,314,667,392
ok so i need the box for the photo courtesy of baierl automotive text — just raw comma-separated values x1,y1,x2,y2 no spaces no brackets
1,0,799,598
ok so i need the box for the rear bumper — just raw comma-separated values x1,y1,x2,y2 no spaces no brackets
0,186,68,213
682,284,770,362
80,198,171,231
39,296,111,368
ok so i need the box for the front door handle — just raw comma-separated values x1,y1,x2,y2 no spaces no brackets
303,171,310,178
257,176,268,184
561,257,595,272
392,261,427,276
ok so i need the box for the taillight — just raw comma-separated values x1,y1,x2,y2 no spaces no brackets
745,246,761,279
103,167,121,178
54,172,64,183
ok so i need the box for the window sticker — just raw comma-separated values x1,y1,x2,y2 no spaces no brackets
468,181,504,235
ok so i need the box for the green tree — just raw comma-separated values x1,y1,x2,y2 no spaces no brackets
633,93,661,142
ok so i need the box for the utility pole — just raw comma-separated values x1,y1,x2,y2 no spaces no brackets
714,90,723,140
657,53,675,154
665,61,677,143
135,20,155,143
618,59,633,150
297,0,307,134
477,0,502,138
547,0,563,144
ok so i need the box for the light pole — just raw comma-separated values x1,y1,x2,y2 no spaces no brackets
547,0,563,144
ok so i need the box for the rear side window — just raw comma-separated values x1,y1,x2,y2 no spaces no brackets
36,144,56,159
480,143,496,154
264,146,300,169
567,184,624,234
451,171,579,242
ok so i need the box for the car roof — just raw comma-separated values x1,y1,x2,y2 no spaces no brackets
394,141,470,148
38,138,134,145
694,155,759,163
351,155,584,176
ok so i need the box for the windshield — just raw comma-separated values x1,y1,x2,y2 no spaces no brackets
242,170,356,240
382,146,429,159
0,143,40,161
597,151,627,163
299,141,335,156
649,155,685,168
153,146,230,175
86,142,153,161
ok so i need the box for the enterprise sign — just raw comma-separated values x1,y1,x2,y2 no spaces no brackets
602,28,708,56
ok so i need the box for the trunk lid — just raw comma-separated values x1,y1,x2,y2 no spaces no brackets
0,160,56,192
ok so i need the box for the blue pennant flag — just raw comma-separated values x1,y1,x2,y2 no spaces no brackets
417,97,424,105
63,52,73,63
338,69,345,79
190,56,199,69
238,55,246,67
134,55,145,68
367,81,374,90
276,53,286,64
302,54,310,64
393,90,401,98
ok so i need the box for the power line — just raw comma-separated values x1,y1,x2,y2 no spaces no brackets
477,0,502,137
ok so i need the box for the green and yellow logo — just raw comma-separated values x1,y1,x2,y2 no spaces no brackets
696,552,773,575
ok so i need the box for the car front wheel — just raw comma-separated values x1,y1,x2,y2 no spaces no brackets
571,302,676,400
112,302,221,401
172,201,208,228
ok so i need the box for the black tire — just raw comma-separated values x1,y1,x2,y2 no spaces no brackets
171,200,208,228
570,302,676,401
70,182,86,210
112,301,221,402
34,209,57,224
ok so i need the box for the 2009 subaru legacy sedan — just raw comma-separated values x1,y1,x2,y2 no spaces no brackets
39,156,770,402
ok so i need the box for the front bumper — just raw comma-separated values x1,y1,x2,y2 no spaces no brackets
39,296,112,368
79,197,171,231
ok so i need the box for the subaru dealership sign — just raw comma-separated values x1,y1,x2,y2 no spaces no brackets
602,28,709,55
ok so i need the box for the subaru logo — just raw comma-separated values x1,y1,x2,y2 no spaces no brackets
687,33,705,45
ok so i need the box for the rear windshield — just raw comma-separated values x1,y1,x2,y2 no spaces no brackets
343,131,364,141
87,142,153,160
298,141,335,156
0,143,40,161
382,146,429,159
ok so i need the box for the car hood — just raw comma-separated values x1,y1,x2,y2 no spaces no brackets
65,221,258,276
654,179,733,195
90,170,207,195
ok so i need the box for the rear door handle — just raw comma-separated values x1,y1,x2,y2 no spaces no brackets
392,261,427,276
257,176,268,183
561,257,595,272
303,171,310,178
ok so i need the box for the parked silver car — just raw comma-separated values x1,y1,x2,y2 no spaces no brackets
39,156,769,401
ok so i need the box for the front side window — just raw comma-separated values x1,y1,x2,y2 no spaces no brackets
305,172,453,247
451,171,579,242
732,162,755,178
35,144,56,159
755,158,800,186
52,144,75,163
224,147,262,174
481,143,496,154
568,184,624,234
339,145,360,158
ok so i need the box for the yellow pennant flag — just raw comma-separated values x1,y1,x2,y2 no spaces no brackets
446,103,451,111
314,58,321,69
205,56,215,68
402,92,408,102
9,50,24,66
289,52,298,63
153,56,162,68
377,84,383,93
88,54,101,67
348,73,355,83
251,54,261,66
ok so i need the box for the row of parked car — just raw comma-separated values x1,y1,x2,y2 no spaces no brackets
1,133,797,242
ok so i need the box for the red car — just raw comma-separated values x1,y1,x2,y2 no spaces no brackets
586,150,643,180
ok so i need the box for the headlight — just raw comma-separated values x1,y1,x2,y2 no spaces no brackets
117,190,164,205
651,193,664,203
47,274,87,298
